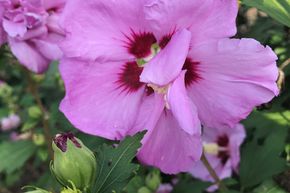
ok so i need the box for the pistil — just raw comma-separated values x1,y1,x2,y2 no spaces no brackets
203,142,228,155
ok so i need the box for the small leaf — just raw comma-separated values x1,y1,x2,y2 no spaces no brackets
0,140,37,174
242,0,290,27
240,111,289,189
21,119,38,131
123,176,145,193
172,177,210,193
22,186,52,193
253,180,287,193
93,132,145,193
28,106,42,119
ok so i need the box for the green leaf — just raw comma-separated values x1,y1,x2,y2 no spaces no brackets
28,106,42,119
5,170,23,186
240,111,288,189
93,132,145,193
22,186,52,193
35,171,61,191
172,177,210,193
242,0,290,27
253,180,287,193
21,118,39,131
240,141,286,189
123,176,145,193
0,140,37,174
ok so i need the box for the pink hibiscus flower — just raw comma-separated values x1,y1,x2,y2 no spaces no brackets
190,124,246,191
59,0,278,173
0,0,66,73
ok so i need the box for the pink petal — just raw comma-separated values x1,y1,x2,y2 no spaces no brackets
137,108,202,174
206,185,219,192
144,0,237,41
156,184,173,193
202,124,246,172
59,58,146,140
190,155,219,182
128,93,165,136
228,124,246,170
9,38,49,73
0,5,6,45
42,0,66,10
60,0,150,61
167,71,201,135
32,37,62,61
0,26,6,45
188,38,279,129
46,14,65,35
3,19,27,37
19,25,47,41
140,29,191,86
190,154,232,182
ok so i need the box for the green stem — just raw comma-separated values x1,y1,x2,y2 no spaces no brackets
200,152,228,192
24,68,54,160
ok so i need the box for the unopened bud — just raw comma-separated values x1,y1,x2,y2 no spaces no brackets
61,181,82,193
33,133,45,146
61,189,81,193
138,187,151,193
51,133,97,191
145,170,161,191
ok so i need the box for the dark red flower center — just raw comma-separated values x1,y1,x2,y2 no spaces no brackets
126,31,157,59
159,34,172,49
117,61,144,93
182,58,201,87
217,134,230,165
159,34,201,87
120,31,201,93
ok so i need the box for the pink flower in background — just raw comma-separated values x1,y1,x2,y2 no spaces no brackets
156,183,173,193
0,0,65,73
190,124,246,191
59,0,278,173
1,114,21,131
10,131,31,141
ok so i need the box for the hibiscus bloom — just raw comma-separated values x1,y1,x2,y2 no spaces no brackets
0,0,66,73
59,0,278,173
190,124,246,191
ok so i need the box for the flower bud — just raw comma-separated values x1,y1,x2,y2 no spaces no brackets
145,170,161,191
33,133,46,146
138,187,151,193
61,182,82,193
61,189,81,193
51,133,97,191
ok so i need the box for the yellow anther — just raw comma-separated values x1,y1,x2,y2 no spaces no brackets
147,84,169,95
203,143,219,155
